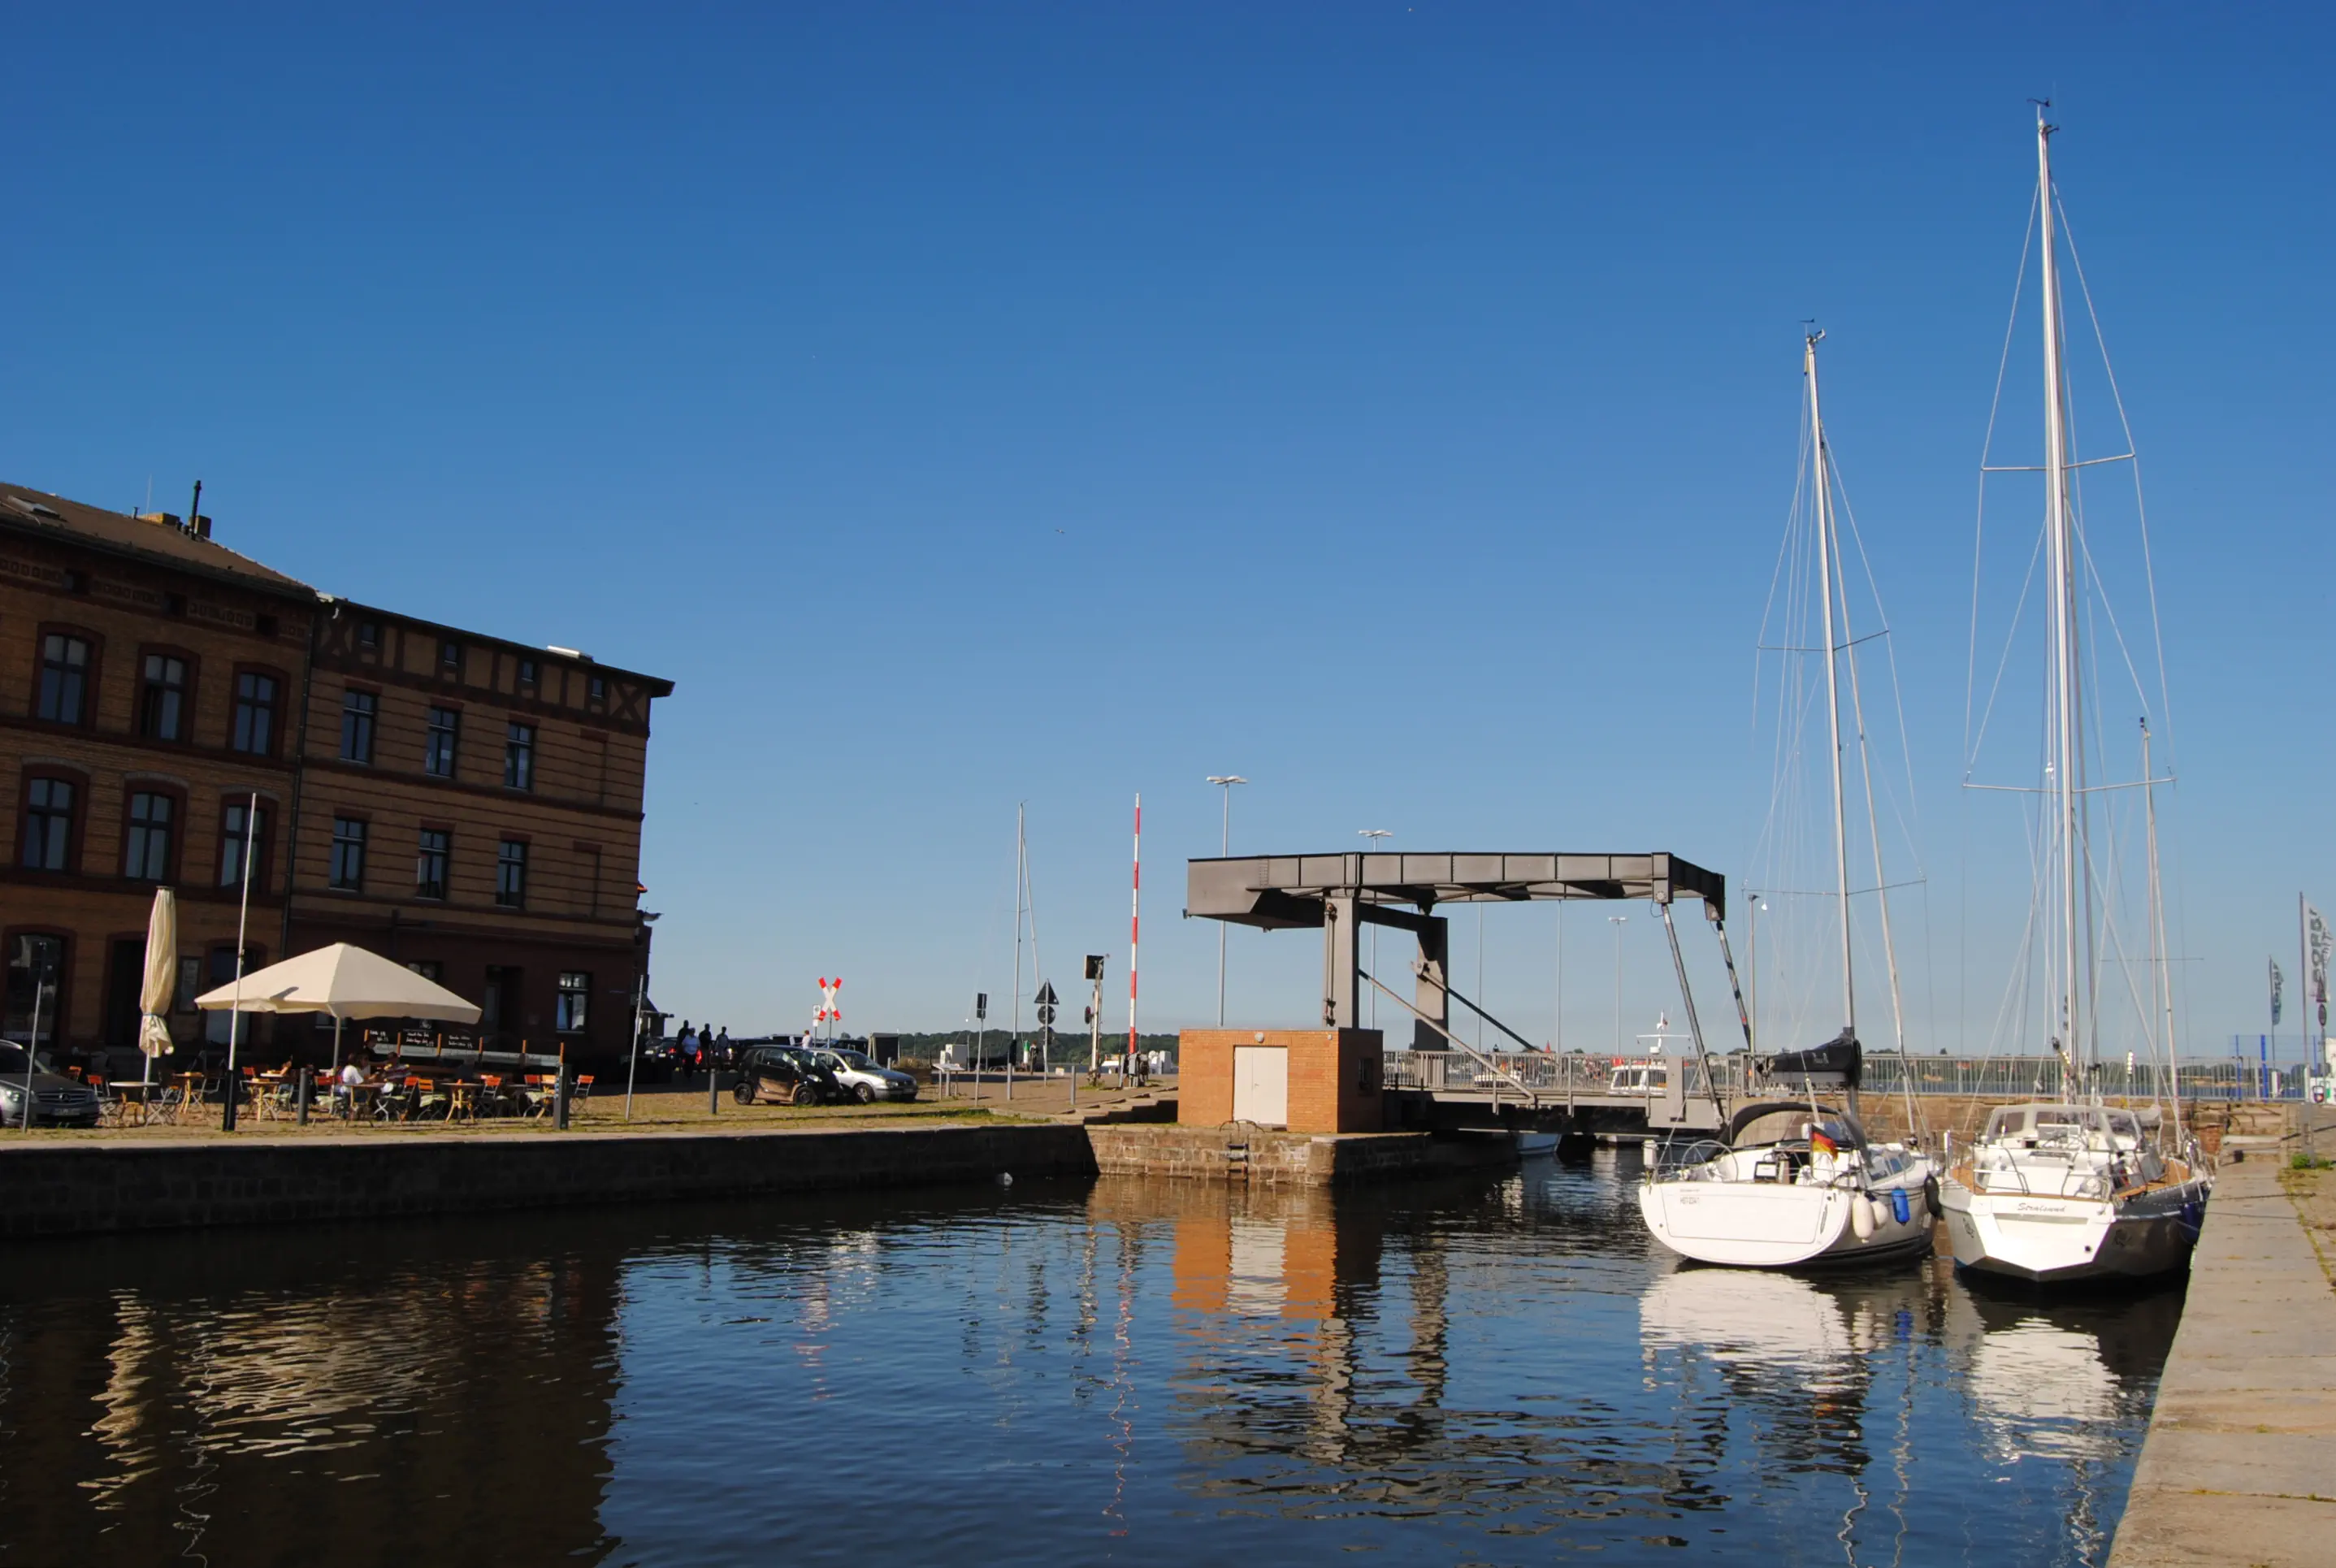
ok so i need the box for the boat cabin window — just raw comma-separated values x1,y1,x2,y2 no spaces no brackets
1983,1109,2030,1140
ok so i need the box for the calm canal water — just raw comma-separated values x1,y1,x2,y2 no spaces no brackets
0,1149,2180,1567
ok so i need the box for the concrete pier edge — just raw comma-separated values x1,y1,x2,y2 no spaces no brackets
2108,1144,2336,1567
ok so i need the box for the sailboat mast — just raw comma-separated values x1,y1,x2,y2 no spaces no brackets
1805,330,1856,1035
2142,717,2180,1137
2036,109,2082,1072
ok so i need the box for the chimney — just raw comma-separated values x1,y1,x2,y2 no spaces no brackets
189,480,210,539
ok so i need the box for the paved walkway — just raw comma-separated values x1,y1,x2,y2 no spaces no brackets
2109,1147,2336,1566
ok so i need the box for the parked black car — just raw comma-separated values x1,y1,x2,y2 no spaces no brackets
633,1037,684,1084
0,1044,101,1128
731,1044,843,1107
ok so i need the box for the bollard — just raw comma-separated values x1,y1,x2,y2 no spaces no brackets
295,1066,312,1125
554,1066,571,1130
709,1063,721,1115
220,1071,239,1133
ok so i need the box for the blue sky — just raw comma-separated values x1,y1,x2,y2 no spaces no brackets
6,4,2329,1054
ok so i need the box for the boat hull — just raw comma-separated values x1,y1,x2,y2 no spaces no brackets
1939,1179,2206,1284
1639,1176,1934,1269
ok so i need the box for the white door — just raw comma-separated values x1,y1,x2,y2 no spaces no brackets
1233,1046,1289,1127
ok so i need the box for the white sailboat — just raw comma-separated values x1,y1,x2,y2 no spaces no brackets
1938,110,2210,1284
1640,330,1935,1269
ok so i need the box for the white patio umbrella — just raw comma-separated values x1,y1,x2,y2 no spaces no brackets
137,889,179,1089
196,942,483,1072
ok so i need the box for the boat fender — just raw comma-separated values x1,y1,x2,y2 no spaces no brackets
1922,1175,1943,1219
1850,1195,1876,1241
1890,1187,1911,1226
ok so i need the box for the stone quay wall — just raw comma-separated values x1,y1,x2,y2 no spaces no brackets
0,1121,1098,1241
1088,1124,1515,1188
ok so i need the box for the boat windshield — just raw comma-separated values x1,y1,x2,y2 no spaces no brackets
1983,1104,2115,1141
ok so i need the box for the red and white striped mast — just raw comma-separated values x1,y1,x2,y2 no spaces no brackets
1127,794,1142,1082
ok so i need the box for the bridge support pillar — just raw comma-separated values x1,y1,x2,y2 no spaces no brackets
1413,916,1450,1051
1322,894,1360,1028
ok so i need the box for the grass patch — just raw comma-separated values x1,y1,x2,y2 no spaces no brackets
2292,1153,2334,1171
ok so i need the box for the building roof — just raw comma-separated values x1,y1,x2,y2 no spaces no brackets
329,597,677,696
2,479,674,694
0,481,315,598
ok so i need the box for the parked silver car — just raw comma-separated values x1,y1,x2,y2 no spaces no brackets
0,1044,102,1128
812,1047,917,1103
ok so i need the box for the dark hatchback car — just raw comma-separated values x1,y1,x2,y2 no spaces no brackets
731,1045,843,1107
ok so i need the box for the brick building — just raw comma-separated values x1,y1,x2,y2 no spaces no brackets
0,482,671,1071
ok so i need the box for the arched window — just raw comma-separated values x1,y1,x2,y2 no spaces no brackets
124,791,176,881
36,633,91,725
138,652,192,742
17,776,78,871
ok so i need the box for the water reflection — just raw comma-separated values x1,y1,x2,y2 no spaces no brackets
0,1220,624,1565
0,1160,2178,1566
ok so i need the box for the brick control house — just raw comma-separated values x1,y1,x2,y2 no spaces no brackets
0,483,672,1072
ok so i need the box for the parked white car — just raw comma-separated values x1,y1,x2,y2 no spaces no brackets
813,1047,918,1103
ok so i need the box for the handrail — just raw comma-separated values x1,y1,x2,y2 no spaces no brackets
1358,970,1541,1100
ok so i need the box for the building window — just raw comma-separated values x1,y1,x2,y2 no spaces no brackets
405,959,444,982
329,817,367,890
483,965,518,1036
415,829,449,901
557,972,589,1033
504,723,535,791
123,792,174,881
138,653,190,742
424,706,460,778
219,800,268,889
340,690,376,764
20,778,75,871
496,839,527,907
175,956,201,1013
4,934,67,1046
232,671,279,756
36,634,90,725
587,674,607,708
440,639,462,674
357,621,379,652
518,657,540,690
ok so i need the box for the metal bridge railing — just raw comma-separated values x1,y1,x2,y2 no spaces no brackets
1380,1050,2307,1102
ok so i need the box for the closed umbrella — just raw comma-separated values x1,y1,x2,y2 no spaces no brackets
196,942,483,1074
137,889,177,1090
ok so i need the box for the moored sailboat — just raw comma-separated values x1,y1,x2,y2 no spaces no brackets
1640,330,1935,1268
1938,110,2210,1284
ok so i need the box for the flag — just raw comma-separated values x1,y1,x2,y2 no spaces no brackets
1809,1127,1839,1156
2309,903,2331,1009
2271,958,2285,1026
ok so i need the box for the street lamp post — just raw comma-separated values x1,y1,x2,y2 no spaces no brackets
1608,915,1628,1058
1207,776,1247,1025
1359,830,1390,1029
